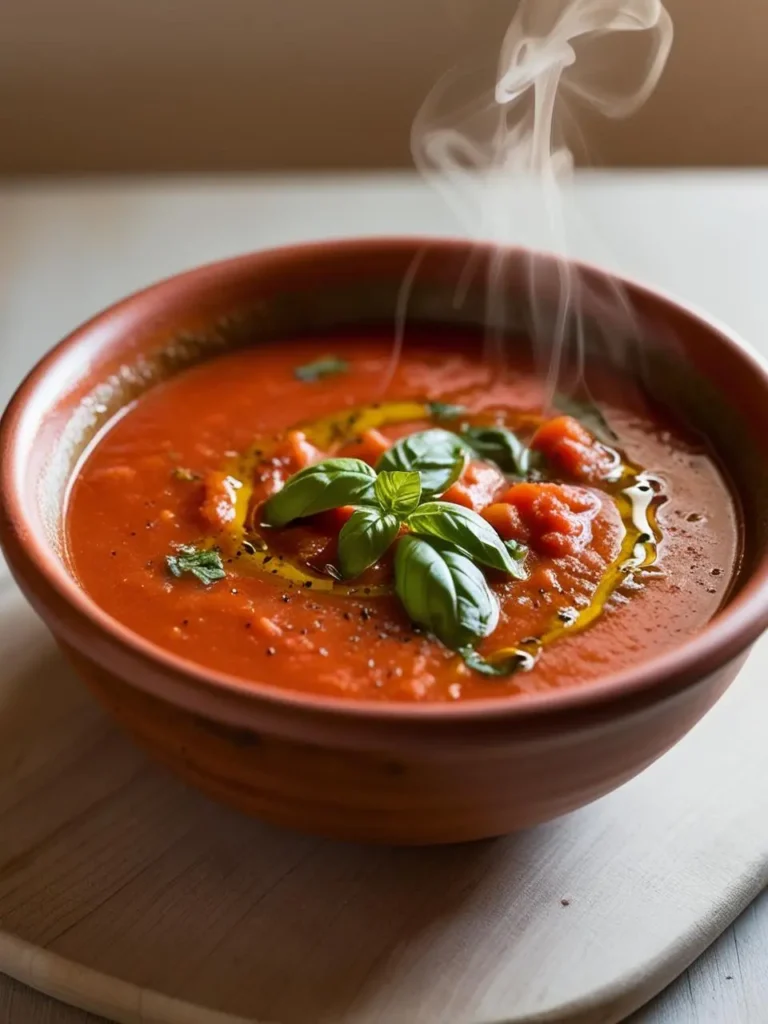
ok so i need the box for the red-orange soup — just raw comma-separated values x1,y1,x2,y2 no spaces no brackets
65,332,741,702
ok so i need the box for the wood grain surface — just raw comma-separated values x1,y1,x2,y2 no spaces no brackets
0,577,766,1024
7,887,768,1023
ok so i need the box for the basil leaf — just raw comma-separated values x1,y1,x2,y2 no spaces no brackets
461,425,531,477
377,429,467,498
263,458,376,527
554,391,617,444
460,647,530,677
428,401,467,421
166,545,226,586
406,502,527,578
337,507,400,579
374,470,422,517
394,536,499,650
294,355,348,382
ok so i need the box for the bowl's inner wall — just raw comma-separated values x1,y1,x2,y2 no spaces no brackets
38,253,765,603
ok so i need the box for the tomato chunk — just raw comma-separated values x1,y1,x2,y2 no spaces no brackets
337,428,392,466
481,502,527,541
441,460,505,511
275,430,324,472
531,415,615,482
496,482,601,558
314,505,356,533
440,481,474,509
200,471,241,530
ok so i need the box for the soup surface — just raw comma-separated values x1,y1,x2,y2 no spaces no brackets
66,332,741,702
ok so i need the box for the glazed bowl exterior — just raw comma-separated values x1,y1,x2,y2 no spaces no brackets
1,238,768,845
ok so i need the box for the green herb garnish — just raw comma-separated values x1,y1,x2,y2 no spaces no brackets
166,545,226,585
459,647,529,677
161,403,610,675
376,429,467,498
373,470,422,517
263,458,377,528
338,507,400,579
407,501,526,576
394,536,499,649
461,425,532,477
294,355,349,383
260,429,534,669
428,401,467,421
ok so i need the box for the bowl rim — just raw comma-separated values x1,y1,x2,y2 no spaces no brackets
2,235,768,728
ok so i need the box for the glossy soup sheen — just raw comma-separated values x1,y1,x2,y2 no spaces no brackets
66,332,741,702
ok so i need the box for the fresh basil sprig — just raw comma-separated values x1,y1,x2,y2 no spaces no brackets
166,545,226,585
374,471,422,517
461,425,532,478
407,502,526,577
259,430,534,661
394,536,499,649
338,507,400,579
377,429,467,498
263,458,377,527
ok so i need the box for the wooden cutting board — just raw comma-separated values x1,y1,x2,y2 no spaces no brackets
0,578,766,1024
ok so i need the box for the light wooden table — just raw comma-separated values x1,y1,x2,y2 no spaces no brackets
1,172,767,1023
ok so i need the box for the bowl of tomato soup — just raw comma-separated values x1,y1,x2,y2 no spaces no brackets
1,238,767,844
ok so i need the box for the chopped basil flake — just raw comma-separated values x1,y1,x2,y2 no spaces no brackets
459,647,532,677
166,545,226,586
428,401,467,421
294,355,348,382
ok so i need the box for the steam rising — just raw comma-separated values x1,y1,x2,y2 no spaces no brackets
410,0,673,407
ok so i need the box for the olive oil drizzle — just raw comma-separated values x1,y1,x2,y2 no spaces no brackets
476,468,661,675
200,400,662,667
214,402,437,595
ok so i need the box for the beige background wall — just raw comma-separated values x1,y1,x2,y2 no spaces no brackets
2,0,766,174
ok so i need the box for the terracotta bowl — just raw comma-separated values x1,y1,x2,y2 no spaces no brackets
2,238,768,845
